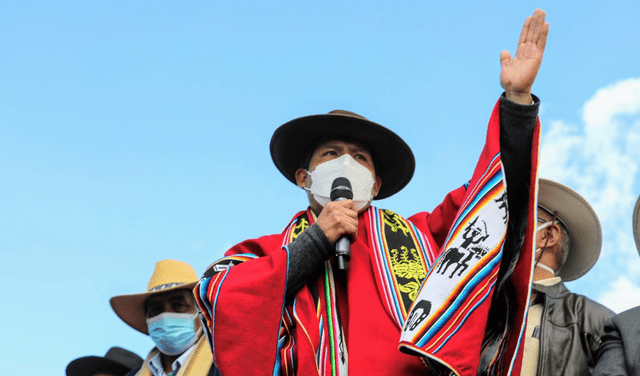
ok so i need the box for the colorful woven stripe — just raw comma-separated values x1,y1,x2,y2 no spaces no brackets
400,152,509,360
193,253,258,366
284,211,311,245
369,208,433,327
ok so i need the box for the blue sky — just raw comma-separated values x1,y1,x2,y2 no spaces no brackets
1,1,639,374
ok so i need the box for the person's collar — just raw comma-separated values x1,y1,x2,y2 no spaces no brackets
533,276,562,288
148,344,197,376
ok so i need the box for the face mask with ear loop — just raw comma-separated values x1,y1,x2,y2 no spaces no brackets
534,213,558,276
304,154,376,211
147,312,202,356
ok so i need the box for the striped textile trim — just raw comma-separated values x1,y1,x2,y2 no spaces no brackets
368,208,433,327
443,153,503,248
321,262,348,376
318,315,327,375
193,254,259,368
284,211,311,246
423,270,499,351
289,299,321,375
278,310,296,375
194,268,228,366
401,152,507,353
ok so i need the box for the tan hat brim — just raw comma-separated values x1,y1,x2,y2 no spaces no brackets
633,194,640,257
110,281,198,334
538,179,602,281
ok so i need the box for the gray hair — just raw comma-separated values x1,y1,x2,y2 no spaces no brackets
555,222,571,275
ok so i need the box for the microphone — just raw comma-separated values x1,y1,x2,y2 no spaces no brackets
330,177,353,271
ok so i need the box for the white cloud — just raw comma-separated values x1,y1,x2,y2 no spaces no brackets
598,276,640,314
539,77,640,310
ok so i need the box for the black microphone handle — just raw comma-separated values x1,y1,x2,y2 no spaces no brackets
331,177,352,271
336,235,350,270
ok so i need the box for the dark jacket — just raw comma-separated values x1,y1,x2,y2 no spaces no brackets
534,281,614,376
593,306,640,376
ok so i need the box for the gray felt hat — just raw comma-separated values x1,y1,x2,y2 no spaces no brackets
538,179,602,281
632,194,640,257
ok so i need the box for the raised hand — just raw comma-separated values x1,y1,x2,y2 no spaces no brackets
500,9,549,105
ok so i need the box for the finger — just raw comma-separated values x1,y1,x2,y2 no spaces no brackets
527,16,539,44
534,9,546,27
529,9,545,44
335,202,357,218
518,16,531,48
334,212,358,239
537,22,549,52
500,50,511,67
335,199,356,211
335,206,358,222
346,220,358,240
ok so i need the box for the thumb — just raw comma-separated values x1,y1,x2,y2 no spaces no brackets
500,50,511,67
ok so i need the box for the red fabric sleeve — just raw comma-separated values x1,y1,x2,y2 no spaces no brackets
202,234,290,376
408,185,468,251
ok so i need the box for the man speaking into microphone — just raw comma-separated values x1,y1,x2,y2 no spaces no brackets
195,9,549,375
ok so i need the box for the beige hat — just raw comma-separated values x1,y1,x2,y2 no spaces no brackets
633,194,640,256
538,179,602,281
110,259,199,334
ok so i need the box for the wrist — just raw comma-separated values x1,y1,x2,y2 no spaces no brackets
505,91,533,105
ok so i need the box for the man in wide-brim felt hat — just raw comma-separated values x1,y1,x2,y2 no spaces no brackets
66,347,143,376
195,9,549,376
519,178,613,376
110,259,218,376
592,194,640,376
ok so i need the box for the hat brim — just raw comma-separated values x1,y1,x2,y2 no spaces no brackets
66,356,132,376
538,179,602,281
110,281,197,334
633,195,640,257
270,113,415,200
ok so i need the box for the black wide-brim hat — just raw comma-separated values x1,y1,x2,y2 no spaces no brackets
66,347,144,376
270,110,415,200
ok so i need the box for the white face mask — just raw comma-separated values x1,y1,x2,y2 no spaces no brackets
535,221,556,275
304,154,375,211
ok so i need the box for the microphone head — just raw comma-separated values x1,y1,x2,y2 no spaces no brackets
331,177,353,201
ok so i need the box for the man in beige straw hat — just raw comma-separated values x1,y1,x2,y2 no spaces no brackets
520,179,614,376
110,259,219,376
592,194,640,376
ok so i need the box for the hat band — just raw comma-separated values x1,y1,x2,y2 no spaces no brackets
148,282,186,292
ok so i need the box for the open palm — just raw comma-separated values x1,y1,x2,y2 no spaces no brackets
500,9,549,104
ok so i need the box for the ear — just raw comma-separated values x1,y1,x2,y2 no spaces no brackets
295,168,308,189
372,176,382,197
541,223,562,249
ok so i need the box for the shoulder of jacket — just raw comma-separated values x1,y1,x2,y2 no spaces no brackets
545,289,613,328
564,291,614,317
613,305,640,324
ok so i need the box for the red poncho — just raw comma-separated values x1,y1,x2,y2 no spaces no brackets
195,100,540,376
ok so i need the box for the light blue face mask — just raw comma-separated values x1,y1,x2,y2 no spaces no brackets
147,312,198,356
